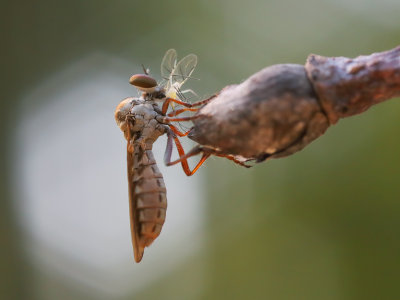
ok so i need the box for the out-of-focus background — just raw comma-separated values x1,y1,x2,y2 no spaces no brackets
2,1,400,299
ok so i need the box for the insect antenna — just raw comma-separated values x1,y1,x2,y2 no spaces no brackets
141,64,150,75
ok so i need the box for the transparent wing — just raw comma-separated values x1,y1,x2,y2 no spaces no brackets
161,49,177,80
170,54,198,86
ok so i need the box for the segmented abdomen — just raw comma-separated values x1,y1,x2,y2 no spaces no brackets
131,145,167,258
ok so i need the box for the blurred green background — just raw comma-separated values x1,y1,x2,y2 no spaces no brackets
2,1,400,299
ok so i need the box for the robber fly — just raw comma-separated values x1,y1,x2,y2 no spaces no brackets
115,49,210,262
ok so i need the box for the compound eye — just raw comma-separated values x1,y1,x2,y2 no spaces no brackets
129,74,157,89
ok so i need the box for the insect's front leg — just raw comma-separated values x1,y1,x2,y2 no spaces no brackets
166,107,198,117
161,95,217,115
153,101,196,119
156,115,193,137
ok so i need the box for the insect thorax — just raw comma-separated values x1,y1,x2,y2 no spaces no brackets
115,97,166,144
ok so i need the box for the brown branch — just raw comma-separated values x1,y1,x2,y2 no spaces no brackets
306,46,400,124
188,46,400,163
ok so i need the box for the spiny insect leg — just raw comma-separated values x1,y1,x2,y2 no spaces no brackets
161,95,216,115
164,133,210,176
164,115,202,122
213,153,251,168
167,107,198,117
168,124,191,137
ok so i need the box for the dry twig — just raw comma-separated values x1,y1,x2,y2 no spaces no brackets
188,46,400,163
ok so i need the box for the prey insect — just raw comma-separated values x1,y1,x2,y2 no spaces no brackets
161,48,198,101
115,50,209,262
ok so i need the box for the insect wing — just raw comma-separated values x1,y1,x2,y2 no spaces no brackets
161,49,177,81
126,136,144,262
170,53,198,86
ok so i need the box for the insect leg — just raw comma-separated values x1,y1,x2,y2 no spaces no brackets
168,124,191,137
157,114,192,136
164,115,202,122
164,131,210,176
187,153,210,175
167,107,198,117
167,144,211,176
180,89,198,98
161,95,216,114
164,130,190,175
162,98,194,114
166,138,251,170
187,94,216,107
157,113,201,124
213,153,251,168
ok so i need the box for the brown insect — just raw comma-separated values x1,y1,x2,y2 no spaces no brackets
115,50,213,262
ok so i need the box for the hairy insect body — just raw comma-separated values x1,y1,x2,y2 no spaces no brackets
116,49,200,262
115,97,169,262
130,103,165,144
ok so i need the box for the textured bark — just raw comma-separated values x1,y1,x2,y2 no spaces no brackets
306,46,400,124
189,64,329,162
188,46,400,163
